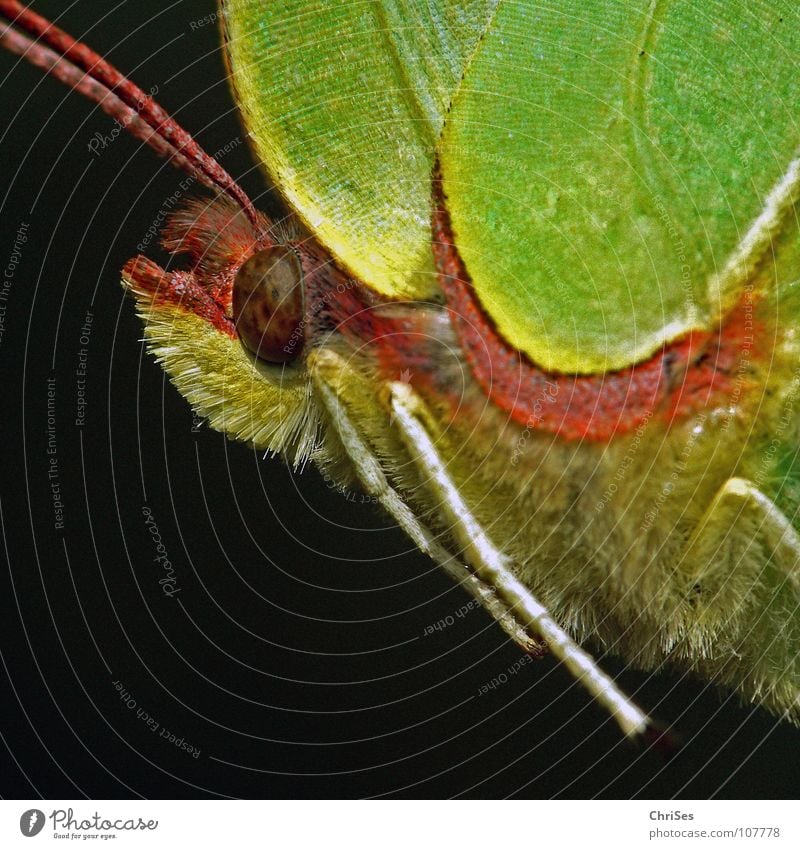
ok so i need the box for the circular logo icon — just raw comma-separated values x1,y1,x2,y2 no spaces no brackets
19,810,46,837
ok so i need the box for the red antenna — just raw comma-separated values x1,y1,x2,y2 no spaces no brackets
0,0,261,229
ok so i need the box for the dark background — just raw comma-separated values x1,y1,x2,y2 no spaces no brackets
1,0,798,800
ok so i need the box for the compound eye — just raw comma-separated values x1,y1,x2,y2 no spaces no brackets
233,245,304,363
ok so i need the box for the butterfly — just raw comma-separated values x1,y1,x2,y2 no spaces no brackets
3,0,800,743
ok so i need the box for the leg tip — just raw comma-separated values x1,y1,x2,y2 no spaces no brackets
637,720,681,759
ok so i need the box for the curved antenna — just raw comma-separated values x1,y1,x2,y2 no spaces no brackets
0,0,261,229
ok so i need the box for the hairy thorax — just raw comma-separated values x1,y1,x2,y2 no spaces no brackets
312,259,800,665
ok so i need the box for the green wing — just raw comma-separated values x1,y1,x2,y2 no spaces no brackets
441,0,800,372
224,0,800,374
222,0,499,299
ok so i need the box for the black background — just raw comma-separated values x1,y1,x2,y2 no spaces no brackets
1,0,799,799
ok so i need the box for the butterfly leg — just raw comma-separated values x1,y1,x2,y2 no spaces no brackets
385,379,653,740
310,349,545,656
685,477,800,583
680,476,800,716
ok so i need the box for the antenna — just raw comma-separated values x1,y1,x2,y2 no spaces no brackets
0,1,261,229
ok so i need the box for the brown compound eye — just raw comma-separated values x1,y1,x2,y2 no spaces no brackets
233,245,305,363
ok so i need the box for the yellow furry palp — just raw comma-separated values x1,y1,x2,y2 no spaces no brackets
125,286,319,467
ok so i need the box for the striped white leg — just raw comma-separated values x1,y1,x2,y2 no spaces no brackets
310,350,545,657
388,380,653,740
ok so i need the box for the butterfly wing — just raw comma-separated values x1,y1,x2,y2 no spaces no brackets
222,0,500,299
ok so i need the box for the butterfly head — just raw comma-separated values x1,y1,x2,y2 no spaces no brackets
122,196,307,366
